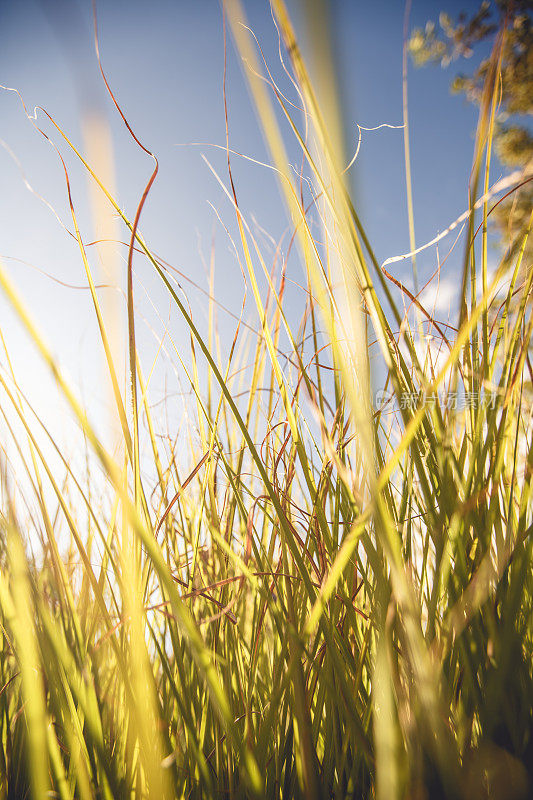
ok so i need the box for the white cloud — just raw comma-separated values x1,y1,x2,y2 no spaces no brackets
420,278,458,316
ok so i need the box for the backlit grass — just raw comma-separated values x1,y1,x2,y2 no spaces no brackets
0,2,532,798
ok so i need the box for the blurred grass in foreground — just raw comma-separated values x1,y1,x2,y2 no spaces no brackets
1,1,532,798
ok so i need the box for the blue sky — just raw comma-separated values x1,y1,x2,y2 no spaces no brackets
0,0,492,454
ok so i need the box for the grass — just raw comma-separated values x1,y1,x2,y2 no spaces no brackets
1,1,532,798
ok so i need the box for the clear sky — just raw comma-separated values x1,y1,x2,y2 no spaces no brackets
0,0,491,460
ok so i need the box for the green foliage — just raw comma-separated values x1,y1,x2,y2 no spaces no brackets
409,0,533,261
